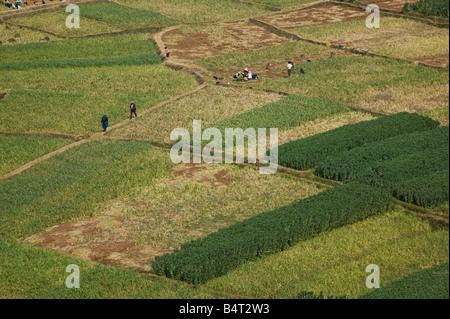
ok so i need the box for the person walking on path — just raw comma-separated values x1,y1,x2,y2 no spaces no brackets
101,113,109,132
130,101,137,119
165,46,171,58
287,61,294,77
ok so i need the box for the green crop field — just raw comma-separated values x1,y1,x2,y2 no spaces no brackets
0,140,173,239
0,32,157,62
77,2,177,28
8,11,122,36
0,134,71,176
0,23,58,45
117,0,273,22
0,0,448,305
0,64,199,135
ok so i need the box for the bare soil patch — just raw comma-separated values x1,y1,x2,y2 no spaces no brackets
260,4,367,29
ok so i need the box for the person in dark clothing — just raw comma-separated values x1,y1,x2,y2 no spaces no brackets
101,113,109,132
129,101,137,119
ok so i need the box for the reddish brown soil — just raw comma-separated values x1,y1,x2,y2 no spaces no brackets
260,4,368,29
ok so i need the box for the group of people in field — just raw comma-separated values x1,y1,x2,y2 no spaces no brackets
1,0,56,9
233,68,258,81
101,101,138,132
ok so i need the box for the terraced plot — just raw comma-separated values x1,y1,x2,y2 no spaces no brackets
199,52,450,114
292,17,449,67
7,11,122,37
0,23,57,45
117,0,273,23
258,3,368,28
0,32,157,62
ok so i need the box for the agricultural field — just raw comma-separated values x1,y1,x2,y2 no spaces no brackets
292,17,449,66
0,134,71,176
0,0,448,306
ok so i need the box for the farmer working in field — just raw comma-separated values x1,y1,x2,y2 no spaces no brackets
287,61,294,77
101,113,109,132
130,100,137,120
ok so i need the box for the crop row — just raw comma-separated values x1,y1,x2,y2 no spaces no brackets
315,126,449,181
403,0,449,18
152,182,392,284
0,53,161,71
206,95,352,139
277,112,439,170
394,170,449,208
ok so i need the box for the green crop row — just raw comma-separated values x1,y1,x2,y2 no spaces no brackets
360,262,449,299
0,53,161,71
206,95,352,139
403,0,449,18
351,148,449,193
76,2,178,27
315,126,449,181
277,112,439,170
0,32,157,63
152,183,392,284
394,170,449,208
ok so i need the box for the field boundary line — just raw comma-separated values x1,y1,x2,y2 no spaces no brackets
0,139,89,182
249,17,449,71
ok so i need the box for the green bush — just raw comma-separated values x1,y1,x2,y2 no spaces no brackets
0,53,161,71
360,262,449,299
152,183,391,284
403,0,449,18
277,113,439,170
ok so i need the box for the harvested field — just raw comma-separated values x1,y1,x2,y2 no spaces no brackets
259,3,368,29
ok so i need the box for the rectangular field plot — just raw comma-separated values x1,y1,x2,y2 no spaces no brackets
25,163,324,272
0,140,173,239
292,17,449,67
229,55,448,115
0,32,157,63
117,0,273,23
0,134,71,177
8,11,122,37
0,64,199,135
108,85,282,144
0,23,58,46
258,3,368,29
0,238,225,299
205,210,449,298
76,1,177,28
